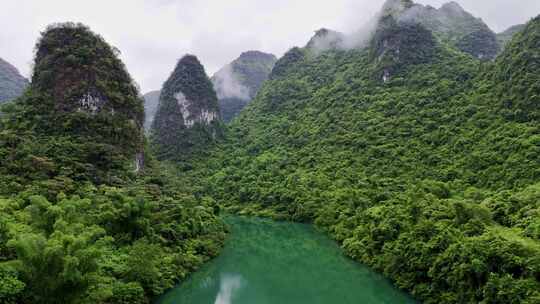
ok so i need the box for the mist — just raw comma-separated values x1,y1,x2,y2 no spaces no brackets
212,65,250,101
0,0,538,93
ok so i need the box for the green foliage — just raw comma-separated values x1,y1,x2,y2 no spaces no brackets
27,22,144,156
497,24,526,49
109,282,145,304
0,265,25,304
9,229,102,303
192,14,540,304
151,55,223,161
490,16,540,122
0,173,226,303
371,16,437,79
456,28,500,60
0,23,227,304
269,47,306,80
396,1,501,60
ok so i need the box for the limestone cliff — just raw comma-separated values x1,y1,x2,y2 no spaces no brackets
151,55,222,161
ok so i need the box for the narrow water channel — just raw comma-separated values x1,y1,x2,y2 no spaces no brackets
157,216,417,304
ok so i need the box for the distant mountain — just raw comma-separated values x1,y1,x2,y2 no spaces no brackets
383,0,500,60
497,24,526,49
143,90,160,131
211,51,276,122
0,57,28,103
151,54,222,161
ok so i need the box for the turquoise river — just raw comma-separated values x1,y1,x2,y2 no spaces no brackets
157,216,417,304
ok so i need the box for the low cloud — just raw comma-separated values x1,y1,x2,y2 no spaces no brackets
212,65,250,101
0,0,538,93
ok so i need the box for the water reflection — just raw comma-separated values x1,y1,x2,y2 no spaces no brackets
215,274,243,304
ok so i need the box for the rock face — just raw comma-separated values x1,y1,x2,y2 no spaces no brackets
143,90,160,131
371,2,437,83
28,22,145,171
211,51,276,122
151,55,221,161
382,0,500,60
0,58,28,103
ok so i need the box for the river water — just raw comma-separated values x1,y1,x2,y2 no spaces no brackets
157,216,417,304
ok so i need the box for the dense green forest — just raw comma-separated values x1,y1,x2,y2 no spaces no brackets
187,12,540,304
0,23,226,303
0,0,539,303
150,54,222,162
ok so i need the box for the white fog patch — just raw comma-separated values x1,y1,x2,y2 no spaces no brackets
393,2,474,37
397,4,426,24
307,0,471,55
306,8,381,54
214,274,243,304
343,17,380,49
212,65,250,101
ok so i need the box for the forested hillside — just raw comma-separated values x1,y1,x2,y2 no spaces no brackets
497,24,526,49
0,58,28,104
151,55,222,162
0,23,226,304
380,0,500,60
194,4,540,303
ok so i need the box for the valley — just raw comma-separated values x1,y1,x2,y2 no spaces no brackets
0,0,538,303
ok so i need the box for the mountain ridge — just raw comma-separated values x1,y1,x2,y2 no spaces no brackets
194,4,540,303
0,57,28,103
211,51,276,122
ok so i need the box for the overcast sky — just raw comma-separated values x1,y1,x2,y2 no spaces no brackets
1,0,538,93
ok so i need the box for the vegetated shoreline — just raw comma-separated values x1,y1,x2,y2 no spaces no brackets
190,14,540,304
154,213,419,303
